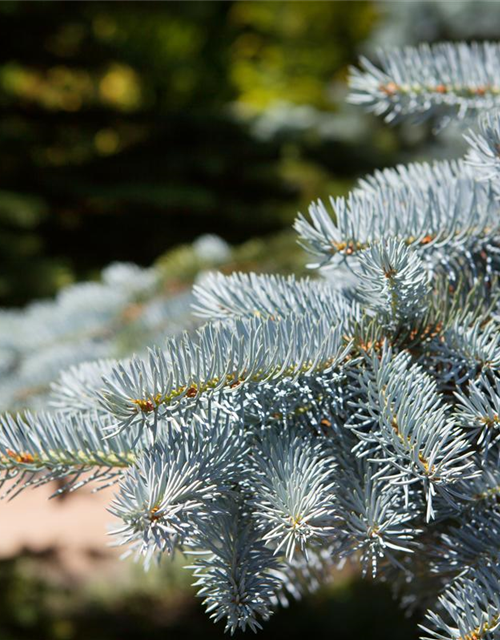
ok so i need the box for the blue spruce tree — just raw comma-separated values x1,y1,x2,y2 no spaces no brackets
3,42,500,638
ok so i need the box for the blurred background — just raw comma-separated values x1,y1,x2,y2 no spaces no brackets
0,1,499,639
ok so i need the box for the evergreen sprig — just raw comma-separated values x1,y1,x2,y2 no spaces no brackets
349,42,500,125
3,41,500,638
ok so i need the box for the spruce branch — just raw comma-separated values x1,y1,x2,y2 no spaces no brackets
454,373,500,453
432,506,500,579
294,162,499,273
334,457,422,578
428,314,500,386
110,409,246,564
250,429,338,561
96,314,352,435
349,42,500,125
466,110,500,182
355,238,431,326
0,411,136,497
186,504,280,635
193,272,361,328
421,570,500,640
348,348,477,520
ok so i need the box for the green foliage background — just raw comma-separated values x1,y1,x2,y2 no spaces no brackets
0,553,420,640
0,0,386,305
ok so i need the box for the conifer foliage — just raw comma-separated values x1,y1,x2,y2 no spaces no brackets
3,42,500,637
